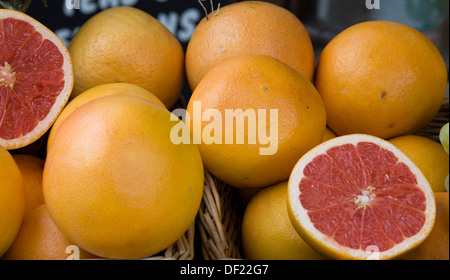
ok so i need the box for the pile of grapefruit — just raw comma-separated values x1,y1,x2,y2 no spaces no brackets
0,1,448,260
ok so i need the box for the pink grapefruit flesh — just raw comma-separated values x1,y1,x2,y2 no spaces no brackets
288,134,436,260
0,10,73,150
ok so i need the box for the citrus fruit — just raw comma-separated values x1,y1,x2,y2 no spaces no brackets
287,134,436,260
69,6,184,109
0,145,24,257
2,205,96,260
0,9,73,150
389,135,449,193
187,55,326,189
242,182,326,260
186,1,315,90
47,83,167,150
440,123,450,192
440,122,449,154
401,192,448,260
12,154,45,215
43,94,204,259
322,127,337,143
315,21,447,139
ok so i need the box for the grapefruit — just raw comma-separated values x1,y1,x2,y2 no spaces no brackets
43,94,204,259
287,134,436,260
186,1,315,90
47,83,166,150
0,145,25,257
0,10,73,150
322,127,337,143
12,154,45,215
68,6,184,109
242,182,326,260
186,55,326,189
315,21,447,139
2,205,96,260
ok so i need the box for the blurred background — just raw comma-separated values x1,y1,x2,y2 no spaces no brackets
22,0,449,100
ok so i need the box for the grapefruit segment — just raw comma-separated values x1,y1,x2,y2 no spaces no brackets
288,134,436,260
0,10,73,150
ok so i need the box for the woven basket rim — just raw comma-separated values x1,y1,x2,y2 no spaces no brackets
198,170,243,260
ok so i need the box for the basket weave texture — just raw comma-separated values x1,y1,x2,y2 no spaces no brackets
198,171,243,260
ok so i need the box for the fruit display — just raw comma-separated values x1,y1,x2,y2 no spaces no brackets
0,0,448,262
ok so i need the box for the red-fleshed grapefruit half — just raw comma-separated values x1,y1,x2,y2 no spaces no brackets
287,134,436,260
0,10,73,150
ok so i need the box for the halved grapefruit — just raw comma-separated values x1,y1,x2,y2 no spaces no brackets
287,134,436,260
0,10,73,150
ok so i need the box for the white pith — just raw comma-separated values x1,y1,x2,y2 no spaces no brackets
0,62,16,88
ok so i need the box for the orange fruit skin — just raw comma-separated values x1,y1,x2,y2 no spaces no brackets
389,135,449,193
0,146,25,257
47,83,167,150
12,154,45,215
242,182,326,260
401,192,449,260
69,6,184,108
187,55,326,189
2,205,96,260
322,127,337,143
186,1,315,90
43,95,204,259
315,21,447,139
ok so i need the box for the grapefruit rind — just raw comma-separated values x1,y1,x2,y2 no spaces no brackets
287,134,436,260
0,10,73,150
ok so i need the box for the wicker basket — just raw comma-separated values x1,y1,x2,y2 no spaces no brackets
197,97,449,260
417,98,449,142
198,170,243,260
